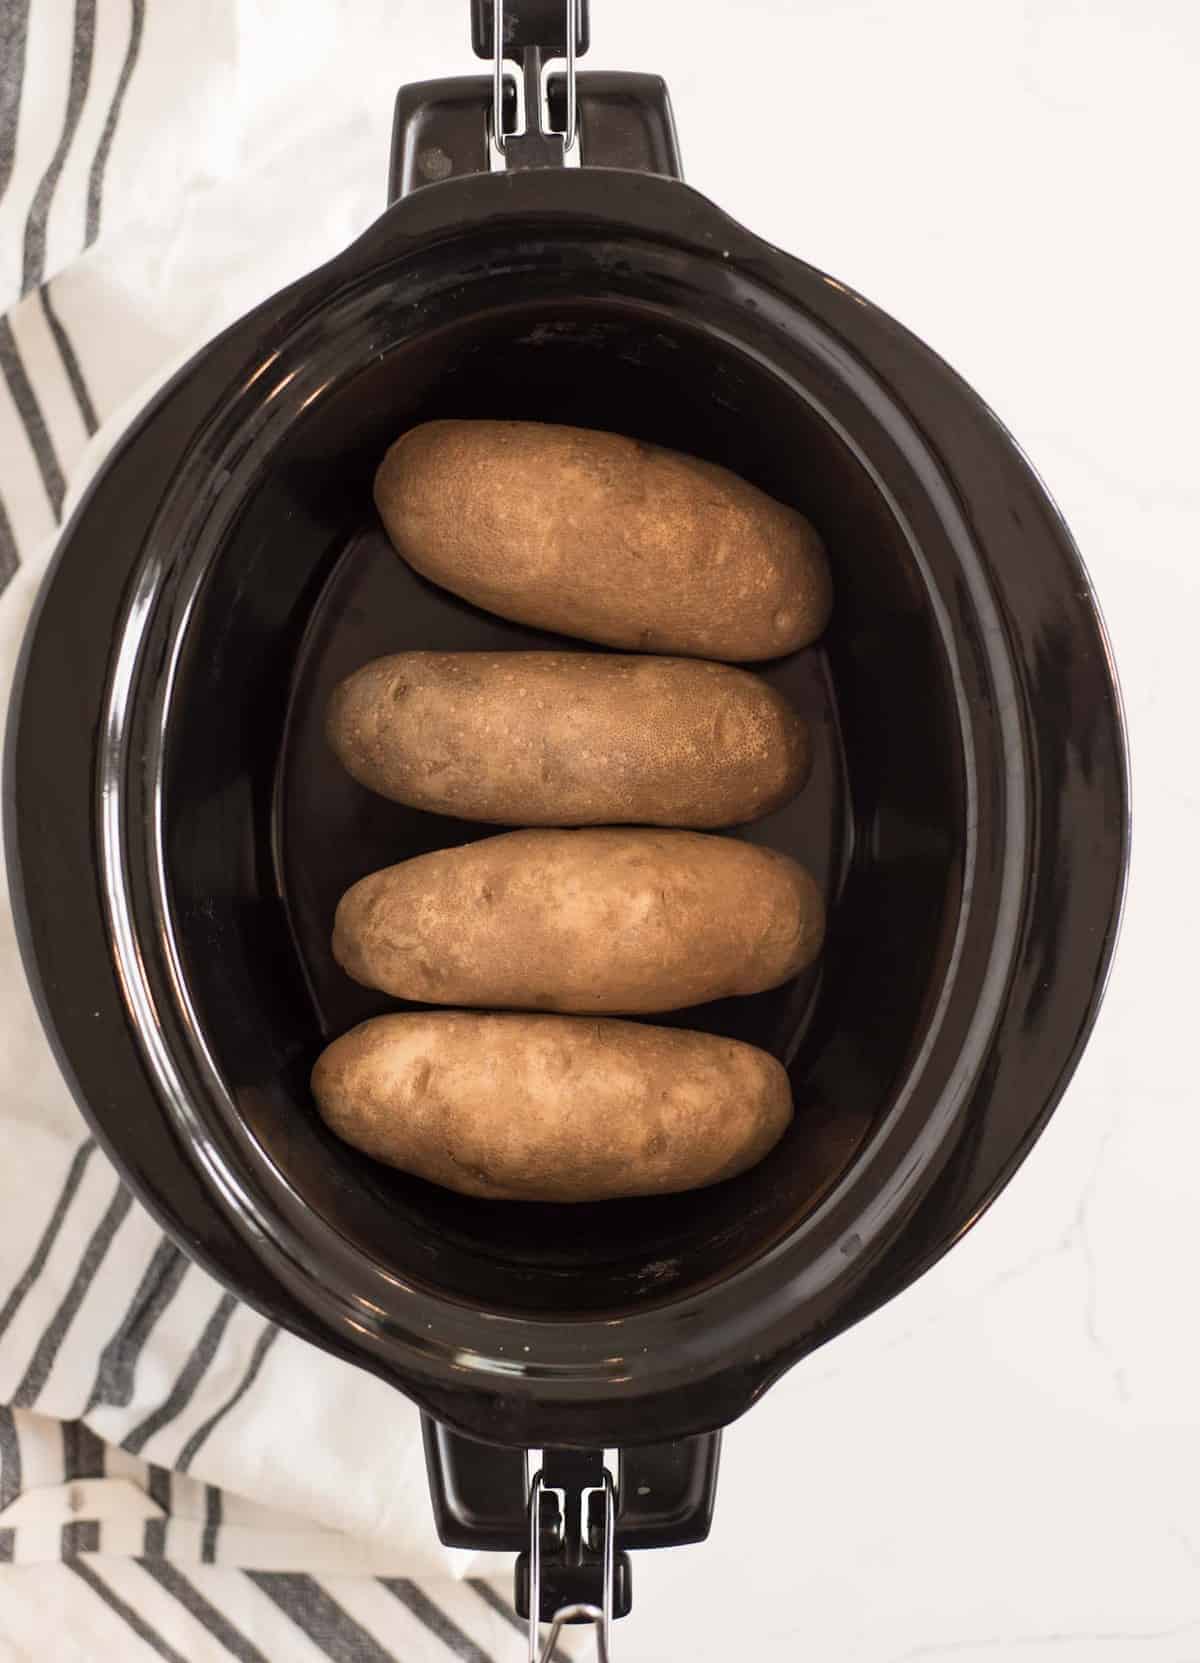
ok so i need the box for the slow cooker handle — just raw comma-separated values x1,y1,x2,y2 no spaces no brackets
388,0,682,199
423,1416,720,1634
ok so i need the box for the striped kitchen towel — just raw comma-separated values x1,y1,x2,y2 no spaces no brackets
0,3,585,1657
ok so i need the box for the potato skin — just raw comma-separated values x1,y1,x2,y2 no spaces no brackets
374,420,832,661
326,651,810,829
311,1011,792,1201
333,827,824,1014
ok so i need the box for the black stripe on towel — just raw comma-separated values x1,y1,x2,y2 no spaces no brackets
38,281,99,434
0,314,67,517
0,1408,21,1513
69,1556,191,1663
147,1465,171,1511
0,1138,95,1343
123,1291,238,1457
139,1560,271,1663
142,1464,171,1558
382,1578,496,1663
22,0,97,294
201,1484,222,1564
247,1573,395,1663
12,1182,133,1408
88,1236,190,1410
0,493,17,592
62,1417,106,1479
62,1517,101,1557
175,1323,280,1472
0,0,32,202
86,0,146,245
469,1578,572,1663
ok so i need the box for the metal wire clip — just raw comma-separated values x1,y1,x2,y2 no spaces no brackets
528,1468,614,1663
492,0,580,157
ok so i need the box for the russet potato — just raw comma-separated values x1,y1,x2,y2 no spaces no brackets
332,827,825,1014
326,651,810,828
311,1011,793,1201
374,420,832,661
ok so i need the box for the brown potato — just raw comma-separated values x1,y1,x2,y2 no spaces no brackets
326,651,810,828
311,1011,792,1201
374,420,832,661
333,827,824,1014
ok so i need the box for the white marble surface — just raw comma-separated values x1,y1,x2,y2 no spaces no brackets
554,1,1190,1656
608,2,1198,1657
10,0,1197,1655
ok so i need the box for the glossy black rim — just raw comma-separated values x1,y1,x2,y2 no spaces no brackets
6,168,1129,1444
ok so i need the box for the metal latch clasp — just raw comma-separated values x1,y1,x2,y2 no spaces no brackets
478,0,586,167
528,1468,615,1663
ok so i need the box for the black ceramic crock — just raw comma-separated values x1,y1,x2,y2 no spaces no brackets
4,4,1128,1623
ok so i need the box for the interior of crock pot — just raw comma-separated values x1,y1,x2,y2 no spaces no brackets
158,297,966,1315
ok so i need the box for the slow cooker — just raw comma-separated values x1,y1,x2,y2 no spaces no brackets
5,0,1129,1650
